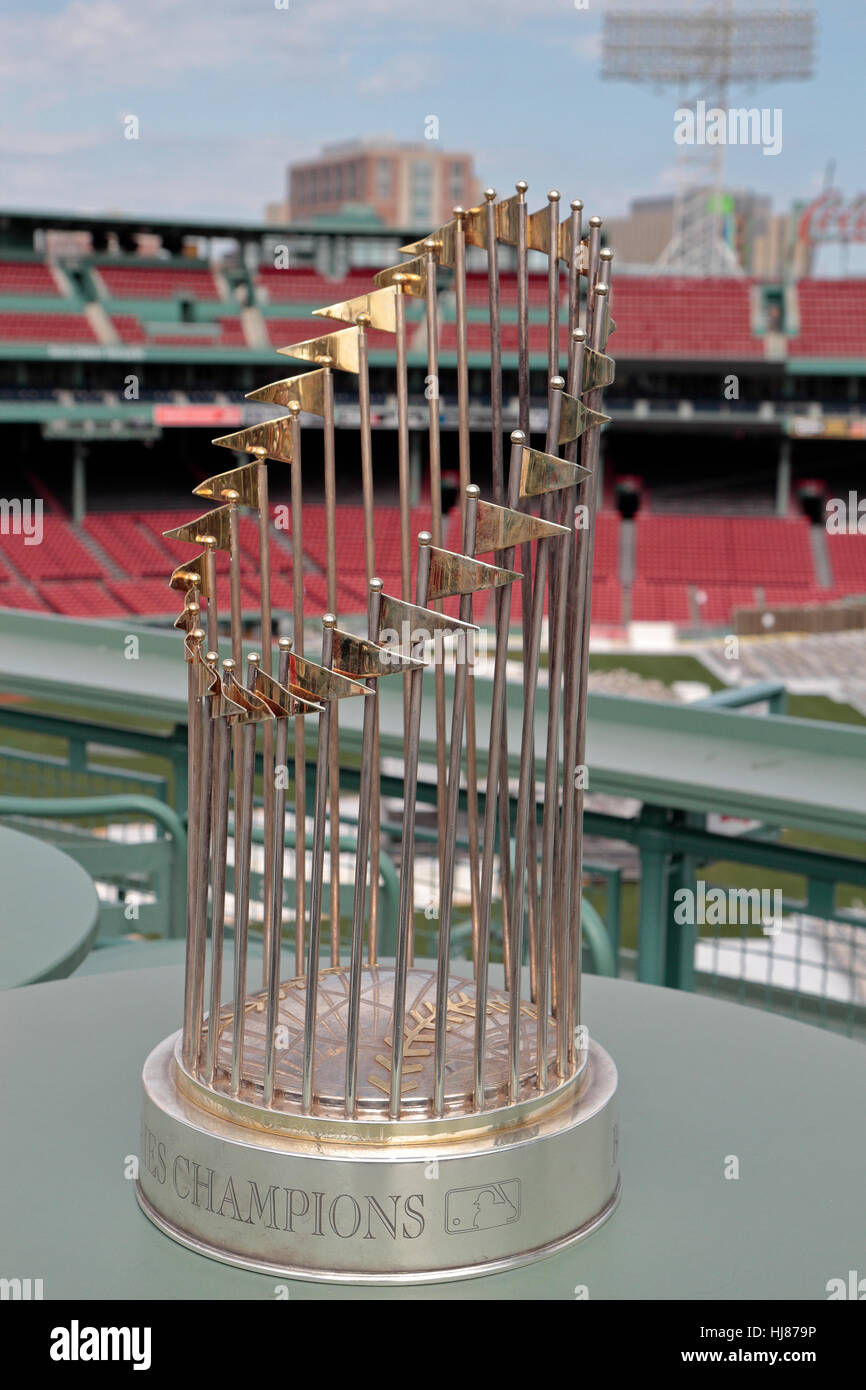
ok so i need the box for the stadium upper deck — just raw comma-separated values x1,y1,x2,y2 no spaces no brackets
1,208,864,628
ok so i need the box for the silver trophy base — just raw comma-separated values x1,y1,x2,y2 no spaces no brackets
137,1028,620,1284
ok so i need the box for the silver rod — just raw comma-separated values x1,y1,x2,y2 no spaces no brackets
567,200,583,362
263,639,292,1108
289,403,306,978
322,365,341,966
395,282,412,949
453,208,471,512
433,487,479,1115
571,268,611,1058
395,284,412,604
181,626,204,1070
556,327,586,1075
425,241,448,913
344,580,383,1116
537,387,569,1090
452,206,481,962
230,652,260,1096
256,459,276,994
508,503,552,1103
485,190,513,977
358,321,382,963
389,534,432,1119
203,544,219,654
205,660,234,1085
228,499,243,670
585,216,603,340
516,181,529,435
474,432,525,1107
547,190,560,380
514,182,538,998
301,617,336,1113
190,650,217,1077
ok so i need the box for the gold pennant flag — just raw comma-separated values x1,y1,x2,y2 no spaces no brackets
520,447,591,499
194,460,260,507
246,369,326,417
182,628,204,665
174,600,201,632
164,505,233,554
426,547,521,602
559,391,610,444
399,224,457,267
253,667,324,718
495,194,522,246
332,628,425,679
557,220,590,270
277,325,360,374
286,652,371,703
583,346,616,391
373,255,428,296
312,286,397,333
377,594,479,648
169,554,211,599
462,203,488,250
473,500,570,555
201,663,247,720
526,203,556,253
212,416,295,460
225,677,275,726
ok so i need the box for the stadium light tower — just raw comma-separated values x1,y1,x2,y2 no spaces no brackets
602,1,816,274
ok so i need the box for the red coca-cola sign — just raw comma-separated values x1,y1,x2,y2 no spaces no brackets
798,189,866,243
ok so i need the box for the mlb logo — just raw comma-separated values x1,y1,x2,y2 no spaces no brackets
444,1180,521,1234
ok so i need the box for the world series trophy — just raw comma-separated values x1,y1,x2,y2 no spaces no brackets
137,184,621,1283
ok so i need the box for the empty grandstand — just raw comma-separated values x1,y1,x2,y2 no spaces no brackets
1,205,864,629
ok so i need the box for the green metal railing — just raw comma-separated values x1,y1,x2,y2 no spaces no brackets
1,686,864,1037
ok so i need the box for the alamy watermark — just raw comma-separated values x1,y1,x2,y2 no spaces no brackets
825,492,866,534
674,101,782,157
673,880,783,935
0,497,43,545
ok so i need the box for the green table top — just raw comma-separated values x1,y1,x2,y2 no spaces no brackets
0,824,99,988
2,965,863,1300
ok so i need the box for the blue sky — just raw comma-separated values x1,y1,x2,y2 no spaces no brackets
1,0,862,252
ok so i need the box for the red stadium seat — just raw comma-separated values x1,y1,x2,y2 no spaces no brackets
0,260,63,296
96,265,222,301
790,280,866,358
0,312,97,343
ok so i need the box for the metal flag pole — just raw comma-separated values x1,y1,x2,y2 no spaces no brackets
534,378,567,1089
229,653,270,1097
288,402,307,978
428,491,520,1115
301,617,337,1113
204,656,241,1085
336,593,422,1116
190,648,219,1076
451,205,483,964
355,317,383,963
343,582,382,1117
470,441,569,1108
557,326,587,1070
571,267,614,1058
374,551,479,1118
193,457,277,987
506,439,589,1103
484,188,514,973
262,637,293,1107
259,645,325,1108
179,625,204,1071
265,330,362,971
424,237,448,904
